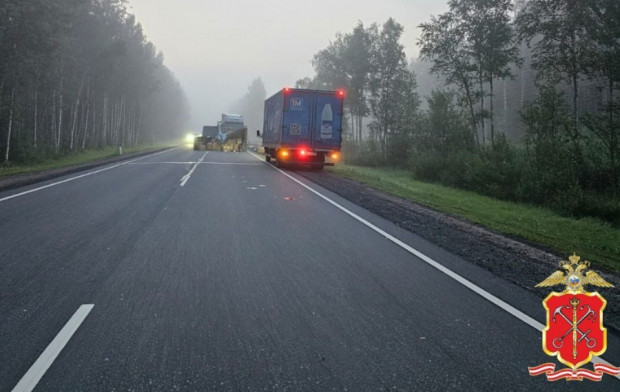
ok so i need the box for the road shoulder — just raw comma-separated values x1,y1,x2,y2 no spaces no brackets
0,147,172,193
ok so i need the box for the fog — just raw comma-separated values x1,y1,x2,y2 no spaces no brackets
128,0,448,133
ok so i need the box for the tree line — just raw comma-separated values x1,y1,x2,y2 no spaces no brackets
296,0,620,226
0,0,189,165
296,19,419,163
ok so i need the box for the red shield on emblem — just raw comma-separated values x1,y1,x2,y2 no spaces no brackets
543,292,607,369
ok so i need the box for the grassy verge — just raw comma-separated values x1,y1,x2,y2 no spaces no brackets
328,164,620,273
0,145,173,179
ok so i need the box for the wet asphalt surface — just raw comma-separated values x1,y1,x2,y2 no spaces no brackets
298,170,620,334
0,148,618,391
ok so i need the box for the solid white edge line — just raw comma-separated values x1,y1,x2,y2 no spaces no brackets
180,151,208,187
0,148,178,203
11,304,95,392
247,152,620,378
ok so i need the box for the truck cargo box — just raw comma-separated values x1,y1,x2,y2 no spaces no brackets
263,88,343,151
202,125,219,140
261,88,344,169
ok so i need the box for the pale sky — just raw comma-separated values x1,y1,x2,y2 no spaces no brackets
128,0,449,132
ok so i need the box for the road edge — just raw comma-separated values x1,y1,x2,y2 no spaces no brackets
0,147,174,193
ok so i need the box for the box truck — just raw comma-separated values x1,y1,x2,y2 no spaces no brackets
259,88,344,170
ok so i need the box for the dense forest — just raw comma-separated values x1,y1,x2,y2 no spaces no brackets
296,0,620,225
0,0,189,165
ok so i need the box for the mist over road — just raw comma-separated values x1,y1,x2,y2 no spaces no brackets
1,147,618,391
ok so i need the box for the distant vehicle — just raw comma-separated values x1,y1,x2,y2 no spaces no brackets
194,114,248,152
258,88,344,170
185,133,200,144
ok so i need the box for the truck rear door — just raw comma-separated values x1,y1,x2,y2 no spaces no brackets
312,93,342,150
281,90,312,146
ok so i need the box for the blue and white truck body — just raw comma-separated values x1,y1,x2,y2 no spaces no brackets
261,88,344,169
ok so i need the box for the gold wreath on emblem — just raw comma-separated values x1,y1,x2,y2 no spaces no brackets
536,254,614,293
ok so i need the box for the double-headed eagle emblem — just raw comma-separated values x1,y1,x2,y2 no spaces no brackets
529,254,619,381
536,254,613,292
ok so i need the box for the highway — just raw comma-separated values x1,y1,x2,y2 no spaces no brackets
1,147,619,391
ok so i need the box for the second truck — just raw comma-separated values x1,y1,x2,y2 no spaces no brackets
194,113,248,152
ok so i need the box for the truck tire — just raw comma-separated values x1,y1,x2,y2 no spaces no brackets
265,155,271,163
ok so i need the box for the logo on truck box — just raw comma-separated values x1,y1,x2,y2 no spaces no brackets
320,104,333,139
290,98,303,109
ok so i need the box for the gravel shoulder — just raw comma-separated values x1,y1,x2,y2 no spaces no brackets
299,170,620,335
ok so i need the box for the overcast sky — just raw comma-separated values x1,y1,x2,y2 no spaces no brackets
128,0,449,132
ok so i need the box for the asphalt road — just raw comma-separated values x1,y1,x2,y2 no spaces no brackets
1,147,619,391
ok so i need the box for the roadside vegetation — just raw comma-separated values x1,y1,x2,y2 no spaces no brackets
296,0,619,233
329,164,620,273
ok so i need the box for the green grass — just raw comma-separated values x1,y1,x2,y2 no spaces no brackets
0,144,173,178
328,164,620,272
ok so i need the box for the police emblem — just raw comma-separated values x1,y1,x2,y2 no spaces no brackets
529,254,620,381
